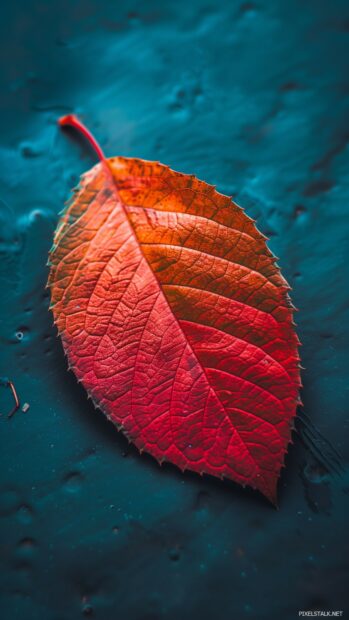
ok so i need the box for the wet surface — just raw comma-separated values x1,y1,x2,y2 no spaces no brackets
0,1,349,619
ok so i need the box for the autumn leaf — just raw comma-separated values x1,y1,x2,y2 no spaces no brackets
48,115,301,505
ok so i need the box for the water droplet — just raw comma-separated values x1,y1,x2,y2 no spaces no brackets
303,463,329,484
16,504,33,525
168,547,181,562
63,472,83,494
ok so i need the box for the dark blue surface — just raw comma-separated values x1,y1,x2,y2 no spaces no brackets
1,1,349,619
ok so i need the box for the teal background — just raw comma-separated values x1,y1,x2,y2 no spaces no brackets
0,1,349,619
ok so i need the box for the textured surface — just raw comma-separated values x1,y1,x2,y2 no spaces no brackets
48,157,300,503
1,1,349,619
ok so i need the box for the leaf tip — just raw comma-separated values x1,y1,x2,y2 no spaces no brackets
58,113,77,127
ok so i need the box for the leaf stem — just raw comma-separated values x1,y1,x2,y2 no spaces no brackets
0,378,20,418
58,114,106,163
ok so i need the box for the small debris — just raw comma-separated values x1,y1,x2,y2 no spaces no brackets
22,403,30,413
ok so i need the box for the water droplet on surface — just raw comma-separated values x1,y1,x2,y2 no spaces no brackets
16,504,33,525
19,142,41,158
303,463,329,484
63,472,83,494
17,538,37,557
168,547,181,562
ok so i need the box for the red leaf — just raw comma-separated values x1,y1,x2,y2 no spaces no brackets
48,116,301,504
